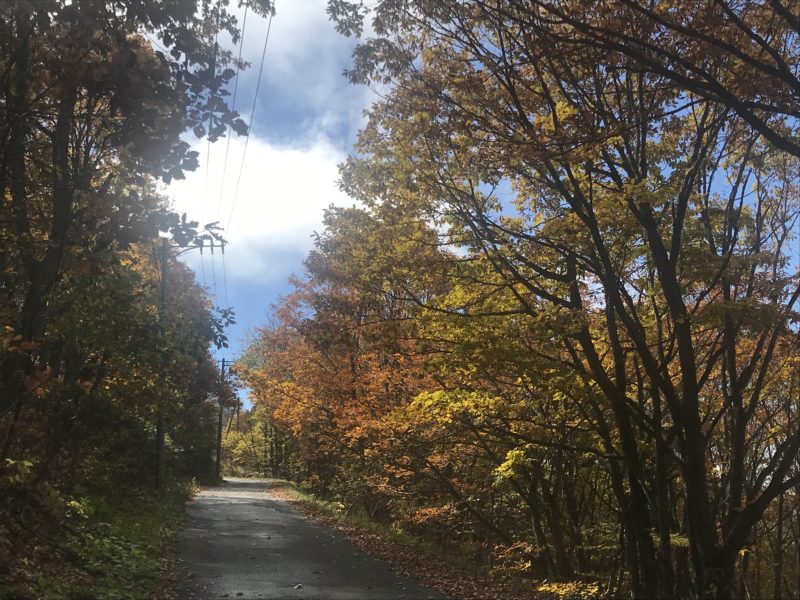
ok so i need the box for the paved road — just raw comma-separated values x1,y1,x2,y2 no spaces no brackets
178,478,447,600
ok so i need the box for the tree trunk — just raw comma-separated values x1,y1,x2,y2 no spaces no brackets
773,491,785,600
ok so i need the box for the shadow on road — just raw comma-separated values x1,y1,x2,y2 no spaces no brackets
179,477,445,599
214,477,272,492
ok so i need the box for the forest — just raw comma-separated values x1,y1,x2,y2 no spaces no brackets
227,2,800,599
0,1,270,597
2,1,800,599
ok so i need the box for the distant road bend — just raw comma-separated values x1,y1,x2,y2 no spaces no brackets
179,478,446,600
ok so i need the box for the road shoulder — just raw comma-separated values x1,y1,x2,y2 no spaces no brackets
267,481,555,600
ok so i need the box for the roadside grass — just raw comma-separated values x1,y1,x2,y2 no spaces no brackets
266,478,481,572
266,478,601,600
0,477,193,600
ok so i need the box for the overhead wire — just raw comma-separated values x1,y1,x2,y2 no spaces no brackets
202,139,214,228
202,0,223,228
215,2,251,312
225,6,275,238
142,33,168,55
215,4,249,224
200,248,207,289
210,246,219,302
222,248,230,308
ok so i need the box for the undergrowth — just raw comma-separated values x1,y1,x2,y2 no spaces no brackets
267,478,601,599
0,459,192,600
266,478,482,573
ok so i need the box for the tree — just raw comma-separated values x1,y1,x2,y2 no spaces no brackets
0,1,275,593
0,0,272,437
329,0,800,158
520,0,800,158
324,2,800,597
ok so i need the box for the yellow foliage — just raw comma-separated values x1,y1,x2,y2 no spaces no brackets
536,581,601,599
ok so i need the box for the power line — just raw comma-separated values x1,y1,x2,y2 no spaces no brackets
210,246,218,301
142,33,168,55
202,141,214,227
226,7,275,238
216,4,249,308
200,247,207,289
202,0,223,227
215,4,249,223
222,246,230,308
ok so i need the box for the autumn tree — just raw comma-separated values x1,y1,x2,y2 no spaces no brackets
0,1,272,591
239,207,441,500
320,2,800,598
0,0,271,441
513,0,800,158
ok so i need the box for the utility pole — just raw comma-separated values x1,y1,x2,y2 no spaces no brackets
216,358,225,481
155,236,168,489
153,224,227,489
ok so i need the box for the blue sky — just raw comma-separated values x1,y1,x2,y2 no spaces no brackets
166,1,376,384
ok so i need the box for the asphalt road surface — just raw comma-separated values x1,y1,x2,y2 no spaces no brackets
178,478,447,600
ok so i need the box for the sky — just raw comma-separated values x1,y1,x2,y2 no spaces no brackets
165,1,376,381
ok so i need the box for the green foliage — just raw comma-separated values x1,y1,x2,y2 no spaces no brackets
0,478,190,600
247,4,800,596
0,0,247,594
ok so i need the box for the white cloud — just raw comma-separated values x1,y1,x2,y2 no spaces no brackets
221,0,374,145
167,135,353,283
162,0,376,308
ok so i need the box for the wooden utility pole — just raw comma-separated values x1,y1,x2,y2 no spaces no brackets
216,358,225,481
153,228,229,488
155,236,168,489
